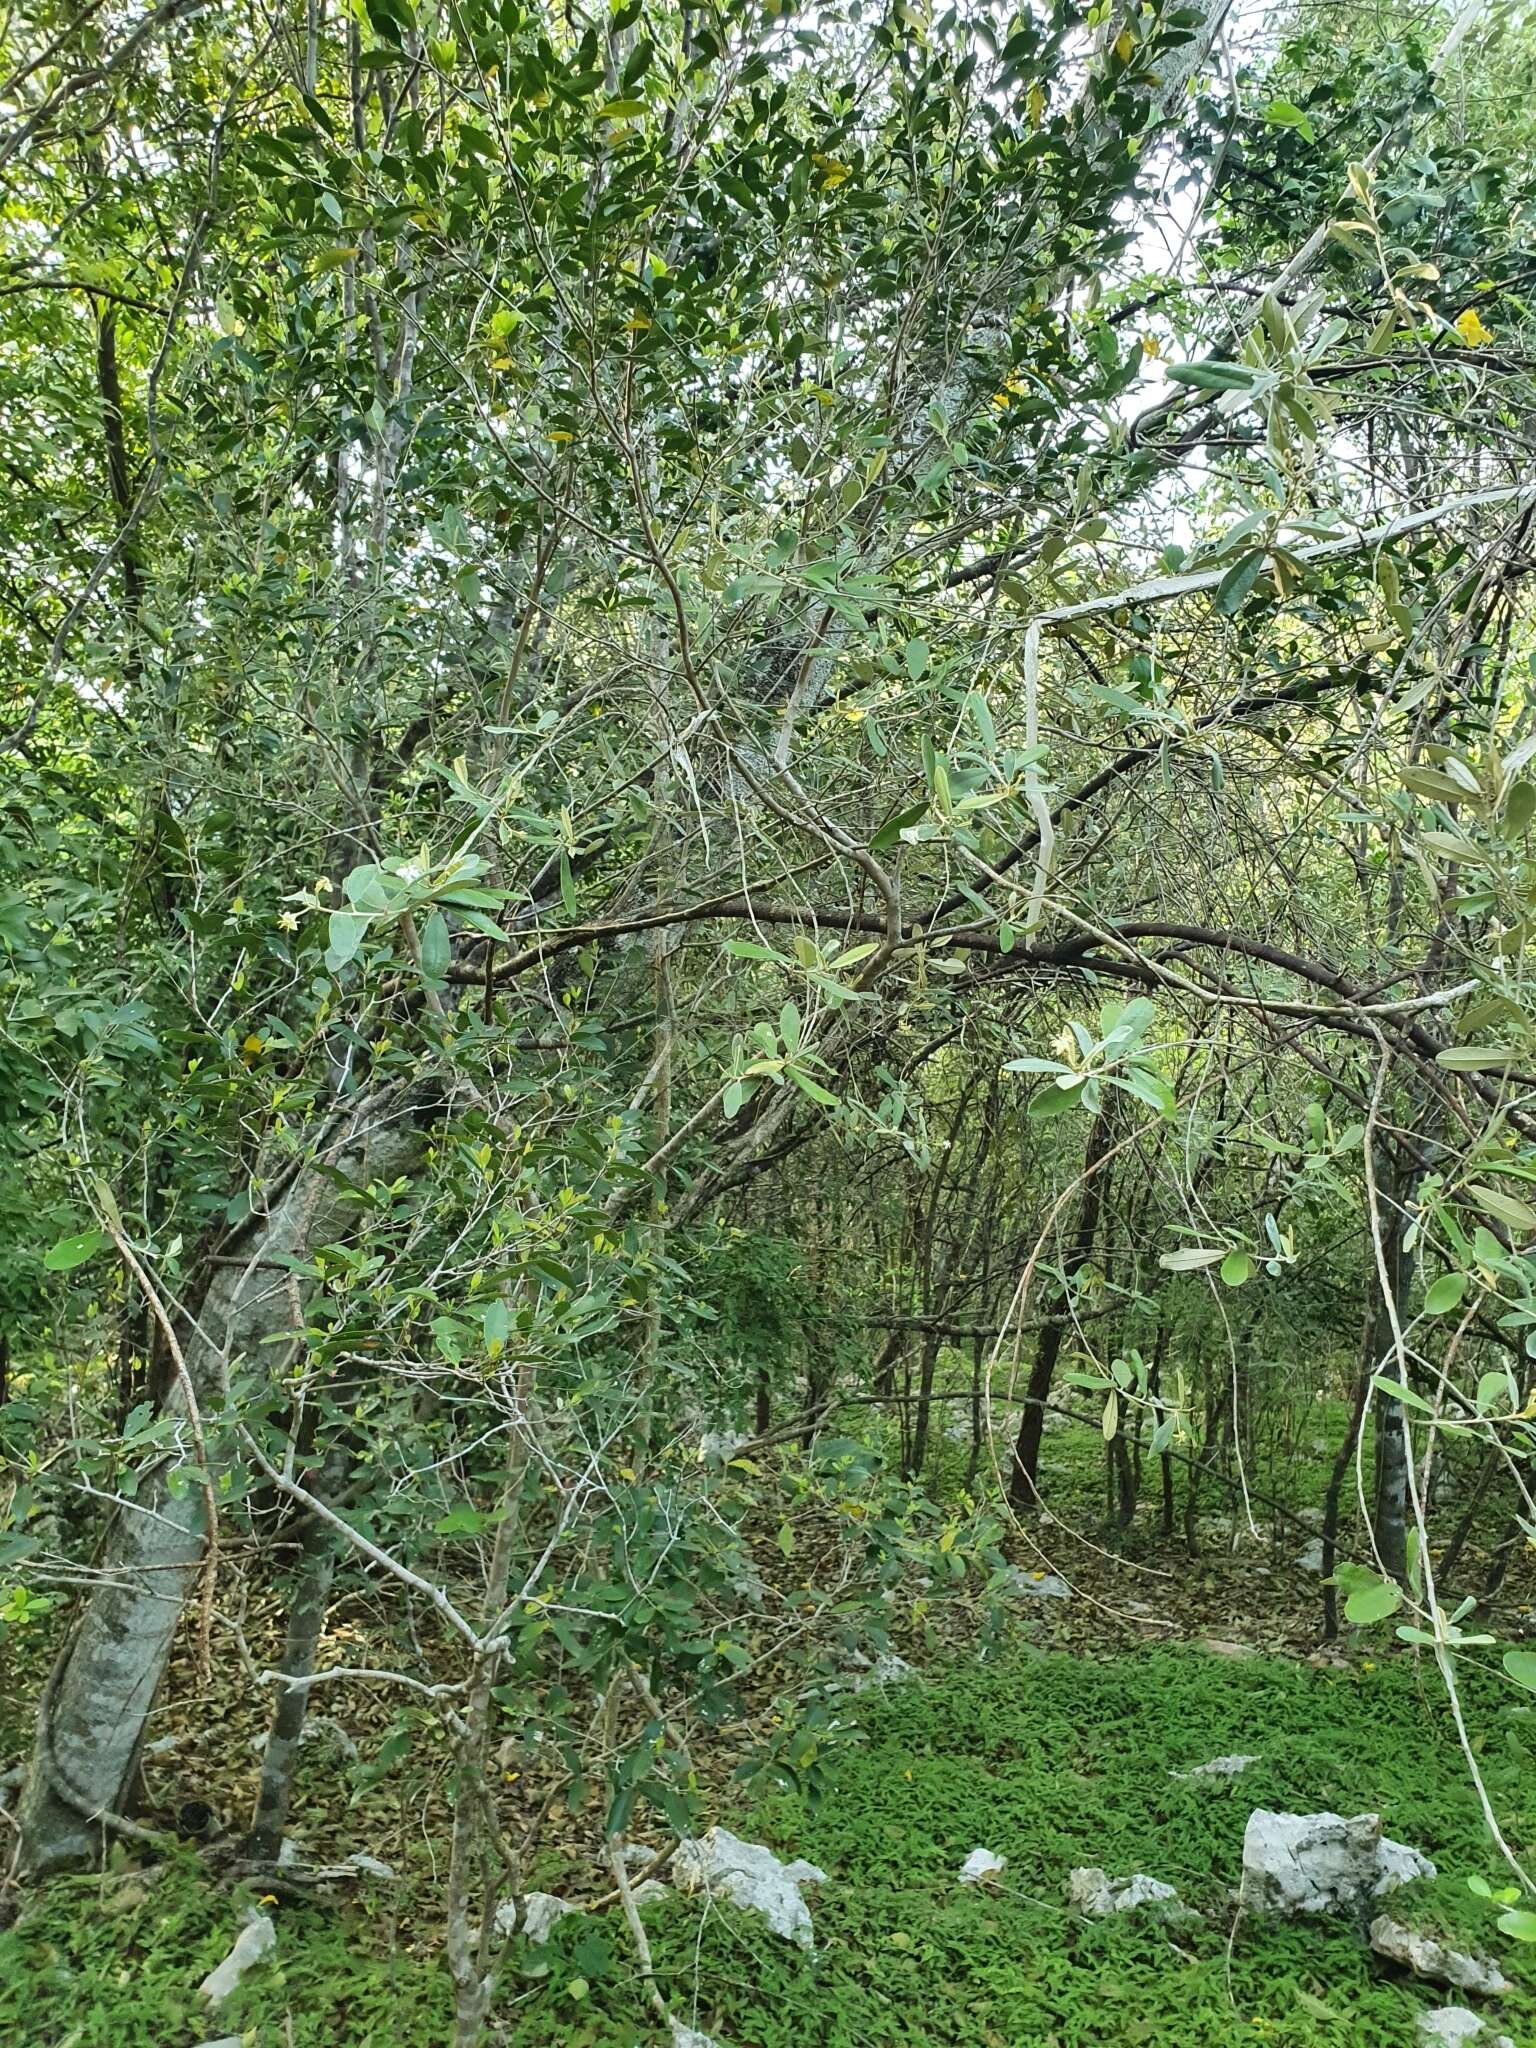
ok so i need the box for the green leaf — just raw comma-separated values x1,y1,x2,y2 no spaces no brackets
1503,779,1536,832
43,1229,109,1272
904,638,929,679
1370,1374,1436,1414
871,801,927,851
1344,1578,1402,1625
1423,1271,1468,1315
776,1520,794,1558
419,909,451,984
1165,360,1257,392
1112,1064,1175,1118
326,908,370,967
1496,1909,1536,1942
1263,99,1316,142
1220,1250,1255,1288
788,1066,838,1107
1214,549,1268,617
1503,1649,1536,1692
1158,1246,1226,1271
1435,1046,1520,1072
1028,1078,1086,1117
1465,1182,1536,1233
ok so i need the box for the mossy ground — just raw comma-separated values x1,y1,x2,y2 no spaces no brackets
3,1648,1532,2048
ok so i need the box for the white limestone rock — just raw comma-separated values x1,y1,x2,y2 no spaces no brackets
1296,1539,1326,1573
198,1913,276,2005
1068,1867,1197,1923
673,1826,826,1950
1240,1810,1437,1916
1376,1837,1438,1894
1369,1917,1511,1997
958,1847,1006,1885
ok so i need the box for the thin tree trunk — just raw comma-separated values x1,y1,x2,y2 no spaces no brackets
1009,1099,1115,1510
1370,1145,1411,1585
908,1329,942,1477
246,1510,337,1862
1320,1359,1371,1641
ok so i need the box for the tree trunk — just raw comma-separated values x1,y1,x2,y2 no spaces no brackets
907,1329,942,1478
19,1102,415,1876
1369,1147,1411,1585
1008,1099,1114,1510
246,1510,337,1862
1321,1358,1371,1641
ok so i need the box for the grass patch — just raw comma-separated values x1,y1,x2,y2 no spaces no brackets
2,1650,1532,2047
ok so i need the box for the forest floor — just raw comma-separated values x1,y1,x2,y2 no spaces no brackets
3,1416,1534,2047
2,1649,1533,2048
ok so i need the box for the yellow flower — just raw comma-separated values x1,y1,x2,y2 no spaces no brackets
1141,333,1162,359
1454,307,1492,347
1114,29,1134,61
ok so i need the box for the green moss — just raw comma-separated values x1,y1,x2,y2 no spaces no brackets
3,1653,1531,2048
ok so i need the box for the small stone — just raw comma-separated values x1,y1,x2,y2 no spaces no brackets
1068,1867,1196,1922
958,1847,1006,1884
1416,2008,1515,2048
630,1879,670,1909
669,2022,722,2048
1170,1754,1260,1781
698,1430,751,1461
853,1652,918,1691
346,1853,396,1880
494,1891,577,1944
1006,1568,1071,1601
193,2038,245,2048
1369,1917,1511,1996
199,1913,276,2005
1296,1540,1326,1573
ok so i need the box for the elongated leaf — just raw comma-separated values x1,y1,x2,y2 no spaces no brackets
1165,360,1256,392
43,1229,109,1272
1466,1182,1536,1232
1158,1246,1226,1271
1214,549,1267,616
419,909,451,983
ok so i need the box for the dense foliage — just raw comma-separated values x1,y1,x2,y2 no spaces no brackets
3,0,1536,2040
